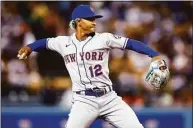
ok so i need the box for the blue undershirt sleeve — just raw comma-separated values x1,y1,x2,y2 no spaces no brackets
27,38,47,52
125,39,159,57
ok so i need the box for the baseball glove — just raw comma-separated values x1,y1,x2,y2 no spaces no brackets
145,59,170,89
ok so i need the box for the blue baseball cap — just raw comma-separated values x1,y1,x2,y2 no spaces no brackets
72,5,103,20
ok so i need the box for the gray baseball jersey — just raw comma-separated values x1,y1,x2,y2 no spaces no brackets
46,32,143,128
46,32,128,91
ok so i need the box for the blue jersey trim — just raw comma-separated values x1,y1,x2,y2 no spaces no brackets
27,38,47,52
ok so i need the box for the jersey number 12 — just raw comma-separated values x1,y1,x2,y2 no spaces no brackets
89,64,102,77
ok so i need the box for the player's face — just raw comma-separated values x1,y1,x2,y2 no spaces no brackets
78,17,96,33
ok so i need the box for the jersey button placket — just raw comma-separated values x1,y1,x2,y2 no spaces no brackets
77,43,86,83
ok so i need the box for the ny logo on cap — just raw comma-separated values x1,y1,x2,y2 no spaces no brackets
90,7,94,12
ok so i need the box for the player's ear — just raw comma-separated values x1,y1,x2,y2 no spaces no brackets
76,18,81,27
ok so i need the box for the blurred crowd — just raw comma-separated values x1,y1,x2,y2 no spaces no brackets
1,1,192,109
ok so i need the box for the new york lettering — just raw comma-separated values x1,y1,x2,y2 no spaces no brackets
64,52,104,64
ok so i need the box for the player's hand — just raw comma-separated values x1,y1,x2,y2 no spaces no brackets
145,56,170,89
17,46,32,60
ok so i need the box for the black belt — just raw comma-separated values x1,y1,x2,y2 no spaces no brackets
76,86,112,97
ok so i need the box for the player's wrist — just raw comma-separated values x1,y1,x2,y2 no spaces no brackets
25,46,32,54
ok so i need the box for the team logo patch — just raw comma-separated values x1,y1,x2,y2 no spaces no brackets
113,34,121,39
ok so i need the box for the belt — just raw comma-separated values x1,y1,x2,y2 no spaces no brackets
76,86,113,97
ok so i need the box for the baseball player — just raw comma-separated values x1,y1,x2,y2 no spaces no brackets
18,4,170,128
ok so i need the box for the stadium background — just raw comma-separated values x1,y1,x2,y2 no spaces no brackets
1,1,192,128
